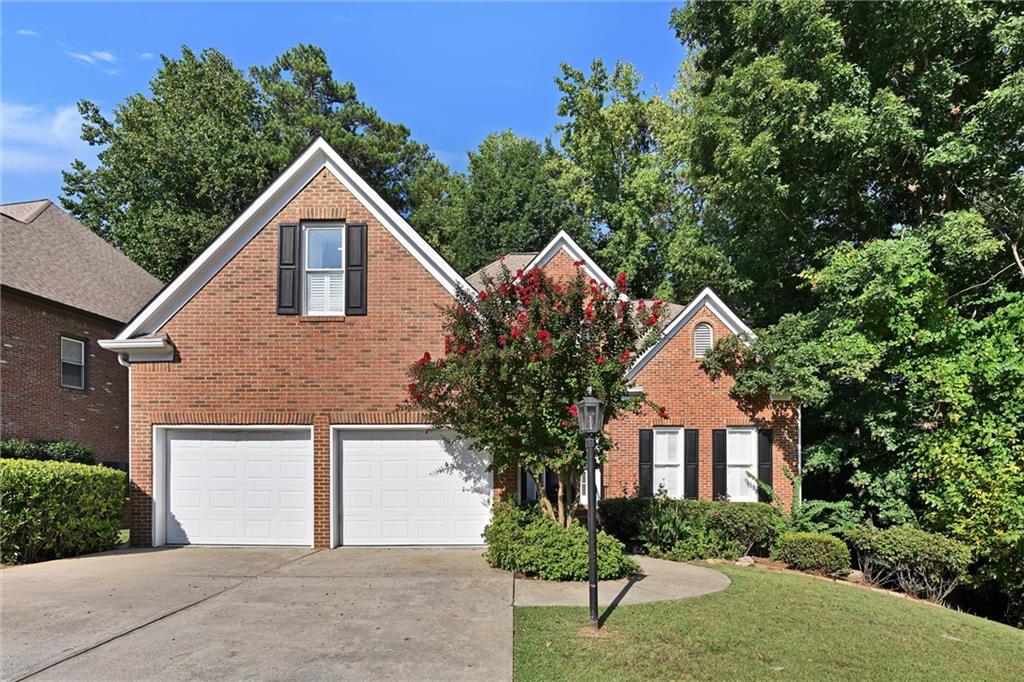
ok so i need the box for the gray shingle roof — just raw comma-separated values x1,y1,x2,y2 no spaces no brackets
466,253,538,290
1,200,164,323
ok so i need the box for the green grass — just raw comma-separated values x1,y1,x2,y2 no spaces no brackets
514,565,1024,681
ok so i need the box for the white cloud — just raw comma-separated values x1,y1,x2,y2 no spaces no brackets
138,52,154,60
65,51,94,64
16,29,39,37
91,51,116,63
0,101,93,175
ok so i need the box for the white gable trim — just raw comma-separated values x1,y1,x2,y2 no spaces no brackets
525,230,617,291
115,137,471,340
626,287,756,381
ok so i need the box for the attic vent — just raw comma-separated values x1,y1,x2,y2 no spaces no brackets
694,323,713,358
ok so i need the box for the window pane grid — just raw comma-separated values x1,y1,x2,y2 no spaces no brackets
653,428,683,498
60,337,85,389
303,226,344,315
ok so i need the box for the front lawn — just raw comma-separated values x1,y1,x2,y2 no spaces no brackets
514,565,1024,681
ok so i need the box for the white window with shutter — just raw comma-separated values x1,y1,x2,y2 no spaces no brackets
726,427,758,502
653,427,683,498
60,336,85,389
579,467,602,504
694,322,713,358
304,226,344,315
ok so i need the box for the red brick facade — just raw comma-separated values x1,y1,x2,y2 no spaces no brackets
1,289,129,463
125,163,797,548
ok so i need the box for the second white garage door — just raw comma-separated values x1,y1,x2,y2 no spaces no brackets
339,430,492,545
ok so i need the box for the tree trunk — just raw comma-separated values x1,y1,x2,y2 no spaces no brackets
529,471,556,521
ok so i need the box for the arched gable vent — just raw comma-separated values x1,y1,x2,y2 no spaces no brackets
694,322,714,358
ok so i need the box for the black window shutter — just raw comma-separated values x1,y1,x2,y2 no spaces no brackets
345,223,367,315
758,429,773,502
638,429,654,497
712,429,727,500
277,224,300,314
684,429,699,499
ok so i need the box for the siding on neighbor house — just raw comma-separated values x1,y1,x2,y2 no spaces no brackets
0,289,130,463
126,169,517,548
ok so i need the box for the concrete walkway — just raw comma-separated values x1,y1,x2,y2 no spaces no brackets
514,555,730,607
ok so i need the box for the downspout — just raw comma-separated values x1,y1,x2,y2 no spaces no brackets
797,404,803,504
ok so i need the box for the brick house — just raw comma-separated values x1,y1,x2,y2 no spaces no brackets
1,200,163,464
101,138,800,548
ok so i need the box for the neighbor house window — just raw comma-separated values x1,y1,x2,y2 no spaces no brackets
726,427,758,502
304,226,344,315
653,427,682,498
60,336,85,389
694,322,713,358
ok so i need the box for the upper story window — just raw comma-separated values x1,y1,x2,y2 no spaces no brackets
694,322,713,358
60,336,85,389
304,226,344,315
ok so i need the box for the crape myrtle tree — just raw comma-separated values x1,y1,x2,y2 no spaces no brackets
407,264,668,527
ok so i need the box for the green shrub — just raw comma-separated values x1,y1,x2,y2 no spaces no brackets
772,532,851,577
846,526,971,603
484,502,639,581
0,459,126,563
0,438,96,465
786,499,865,536
600,496,782,559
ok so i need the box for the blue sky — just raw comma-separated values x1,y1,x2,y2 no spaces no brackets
1,1,684,203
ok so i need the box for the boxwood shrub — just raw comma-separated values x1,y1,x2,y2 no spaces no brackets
772,531,851,577
484,502,639,581
0,459,126,563
846,526,971,603
600,496,782,558
0,438,96,465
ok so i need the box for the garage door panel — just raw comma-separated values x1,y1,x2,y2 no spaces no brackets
166,430,312,546
340,431,491,546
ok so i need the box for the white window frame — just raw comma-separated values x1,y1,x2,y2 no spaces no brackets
653,427,683,498
579,467,602,504
726,426,758,502
60,336,85,389
303,224,345,316
694,322,714,358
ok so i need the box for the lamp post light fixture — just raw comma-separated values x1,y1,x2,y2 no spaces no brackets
575,393,605,629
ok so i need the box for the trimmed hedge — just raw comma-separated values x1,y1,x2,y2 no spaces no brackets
0,438,96,465
846,526,971,603
772,532,851,577
484,502,639,581
0,459,126,563
600,497,783,558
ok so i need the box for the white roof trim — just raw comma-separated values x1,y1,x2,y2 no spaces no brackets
626,287,756,381
524,230,619,292
114,137,472,340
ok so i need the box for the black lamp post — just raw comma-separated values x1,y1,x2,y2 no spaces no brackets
575,393,605,629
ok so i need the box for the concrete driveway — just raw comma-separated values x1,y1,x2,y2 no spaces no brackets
1,546,512,681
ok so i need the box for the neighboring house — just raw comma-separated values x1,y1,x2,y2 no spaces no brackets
1,200,164,465
101,138,799,549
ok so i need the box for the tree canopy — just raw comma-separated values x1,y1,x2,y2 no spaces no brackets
62,44,437,281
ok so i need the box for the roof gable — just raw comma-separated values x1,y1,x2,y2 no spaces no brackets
115,137,472,340
525,230,616,290
626,287,755,381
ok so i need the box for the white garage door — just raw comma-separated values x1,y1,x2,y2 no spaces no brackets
340,430,492,545
166,429,312,546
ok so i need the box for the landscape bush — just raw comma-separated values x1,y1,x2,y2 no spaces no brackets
484,501,639,581
846,526,971,603
600,496,782,558
0,459,126,563
772,532,851,577
0,438,96,465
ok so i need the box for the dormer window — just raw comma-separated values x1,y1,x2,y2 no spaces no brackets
304,226,344,315
694,322,713,358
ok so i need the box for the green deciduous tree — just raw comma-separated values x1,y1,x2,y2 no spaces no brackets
62,44,438,281
408,266,666,526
